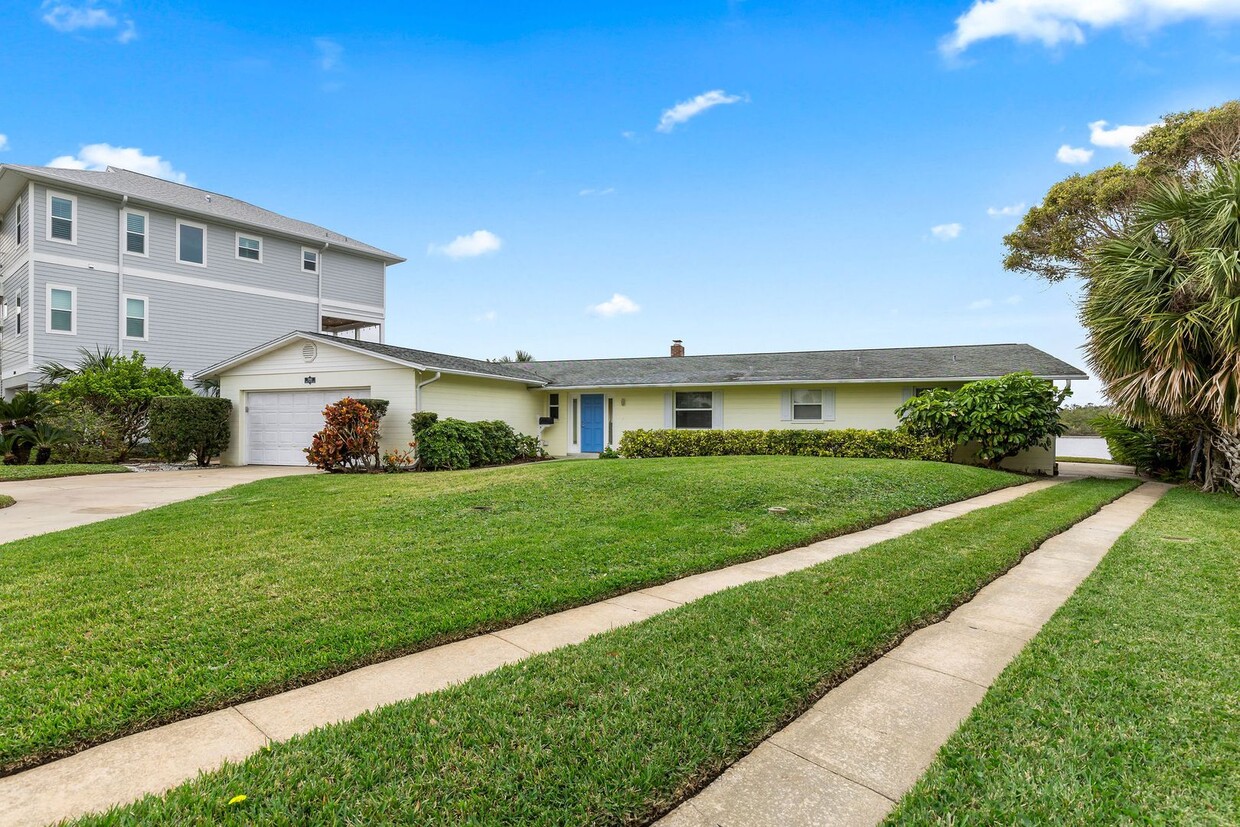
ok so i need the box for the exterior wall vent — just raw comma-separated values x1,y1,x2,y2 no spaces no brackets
302,343,318,363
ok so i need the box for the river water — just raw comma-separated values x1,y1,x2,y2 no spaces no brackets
1058,436,1112,460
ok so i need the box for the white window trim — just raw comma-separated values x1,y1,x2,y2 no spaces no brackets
123,209,150,258
236,232,263,263
301,246,319,272
46,283,76,335
45,191,78,245
123,293,149,341
784,387,837,423
673,390,714,430
791,388,824,422
175,219,208,267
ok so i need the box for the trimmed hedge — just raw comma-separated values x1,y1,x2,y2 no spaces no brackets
618,428,951,461
356,398,389,421
148,396,232,466
417,417,540,471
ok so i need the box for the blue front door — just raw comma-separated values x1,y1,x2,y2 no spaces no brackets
580,394,605,452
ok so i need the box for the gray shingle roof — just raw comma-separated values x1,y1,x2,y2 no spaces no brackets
523,343,1086,387
299,332,548,383
1,165,404,263
297,336,1085,388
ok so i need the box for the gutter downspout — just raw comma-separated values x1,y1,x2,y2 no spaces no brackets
118,195,128,353
415,370,442,413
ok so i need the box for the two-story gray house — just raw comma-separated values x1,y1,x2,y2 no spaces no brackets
0,165,404,396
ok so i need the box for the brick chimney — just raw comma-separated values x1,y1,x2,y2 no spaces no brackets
670,339,685,357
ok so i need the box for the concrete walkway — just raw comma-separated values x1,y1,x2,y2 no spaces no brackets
0,479,1058,827
0,466,316,544
657,482,1171,827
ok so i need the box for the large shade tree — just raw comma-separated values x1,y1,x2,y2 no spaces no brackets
1083,163,1240,494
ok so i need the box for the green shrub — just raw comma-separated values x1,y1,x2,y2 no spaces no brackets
417,419,480,471
897,372,1069,468
1094,413,1195,478
411,411,439,436
618,428,950,461
599,446,621,459
148,397,232,466
417,418,538,471
356,399,389,421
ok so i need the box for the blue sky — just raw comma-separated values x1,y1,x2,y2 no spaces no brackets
5,1,1240,403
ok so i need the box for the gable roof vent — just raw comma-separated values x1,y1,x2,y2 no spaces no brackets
302,342,318,363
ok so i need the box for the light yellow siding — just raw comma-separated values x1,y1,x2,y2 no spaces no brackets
218,340,418,465
418,373,543,436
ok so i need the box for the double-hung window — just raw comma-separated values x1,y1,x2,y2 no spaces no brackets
548,393,560,421
48,285,75,334
47,193,76,243
792,389,824,421
236,233,262,261
177,221,206,265
125,211,148,255
674,391,713,429
302,247,319,272
125,296,148,340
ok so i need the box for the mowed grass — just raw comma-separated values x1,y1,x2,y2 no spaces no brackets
0,463,129,482
73,478,1138,825
0,456,1020,772
887,487,1239,825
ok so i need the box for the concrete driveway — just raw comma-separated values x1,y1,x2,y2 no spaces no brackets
0,466,318,545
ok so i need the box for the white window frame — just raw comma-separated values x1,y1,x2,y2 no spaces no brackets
791,388,824,422
123,294,149,341
176,219,208,267
45,191,78,245
123,209,149,257
235,232,263,263
301,246,319,273
674,390,714,430
46,284,76,335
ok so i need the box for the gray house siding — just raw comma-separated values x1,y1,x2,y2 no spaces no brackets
0,174,390,393
321,251,384,308
121,274,318,375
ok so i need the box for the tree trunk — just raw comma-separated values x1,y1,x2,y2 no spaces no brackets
1206,431,1240,495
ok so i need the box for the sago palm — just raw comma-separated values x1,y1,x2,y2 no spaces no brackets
1083,162,1240,492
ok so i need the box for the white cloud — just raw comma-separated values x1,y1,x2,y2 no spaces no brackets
942,0,1240,55
621,130,638,142
578,187,615,197
931,222,963,240
428,230,503,259
1004,294,1023,305
1088,119,1158,148
657,90,744,133
48,144,186,182
42,1,136,43
315,38,342,71
987,202,1025,217
1056,144,1094,164
588,293,641,317
475,310,498,323
968,298,993,310
0,135,9,152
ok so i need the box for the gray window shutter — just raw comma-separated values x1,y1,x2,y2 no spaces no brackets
902,387,915,403
822,389,837,421
712,390,724,429
664,392,674,428
780,390,792,421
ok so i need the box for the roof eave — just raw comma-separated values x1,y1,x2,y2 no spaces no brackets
540,373,1088,390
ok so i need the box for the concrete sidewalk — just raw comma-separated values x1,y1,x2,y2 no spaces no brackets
0,466,316,544
0,479,1057,827
657,481,1170,827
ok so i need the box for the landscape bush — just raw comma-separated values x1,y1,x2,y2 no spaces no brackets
416,416,540,471
305,397,380,472
897,372,1068,468
356,398,389,421
1094,413,1196,478
0,391,53,465
148,397,232,466
618,427,951,461
410,410,439,435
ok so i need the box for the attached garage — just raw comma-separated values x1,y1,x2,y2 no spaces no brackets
245,388,368,465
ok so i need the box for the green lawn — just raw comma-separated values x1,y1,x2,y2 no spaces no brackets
886,487,1238,825
0,493,13,508
74,478,1137,825
0,456,1021,772
0,463,130,482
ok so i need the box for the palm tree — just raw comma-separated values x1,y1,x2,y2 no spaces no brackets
1082,162,1240,493
14,422,74,465
493,350,535,363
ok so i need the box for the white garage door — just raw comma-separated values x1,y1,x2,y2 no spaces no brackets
246,388,369,465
